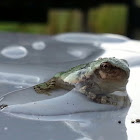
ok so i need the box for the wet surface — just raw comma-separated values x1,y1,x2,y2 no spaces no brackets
0,32,139,140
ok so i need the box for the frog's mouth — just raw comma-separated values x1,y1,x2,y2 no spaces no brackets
95,62,128,81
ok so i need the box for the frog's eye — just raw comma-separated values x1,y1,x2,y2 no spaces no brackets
100,62,111,69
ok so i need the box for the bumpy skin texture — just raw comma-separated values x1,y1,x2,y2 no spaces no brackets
34,57,130,106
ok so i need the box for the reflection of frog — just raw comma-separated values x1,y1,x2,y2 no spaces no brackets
34,57,130,106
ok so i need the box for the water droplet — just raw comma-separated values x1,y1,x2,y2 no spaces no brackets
67,48,92,59
15,85,23,89
4,127,8,131
32,41,46,50
1,46,28,59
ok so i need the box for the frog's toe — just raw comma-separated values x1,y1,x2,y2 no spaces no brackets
0,104,8,110
33,86,51,95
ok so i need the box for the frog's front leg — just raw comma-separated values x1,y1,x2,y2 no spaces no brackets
81,91,109,105
78,85,124,106
34,78,57,95
84,92,118,106
78,85,97,100
91,94,117,105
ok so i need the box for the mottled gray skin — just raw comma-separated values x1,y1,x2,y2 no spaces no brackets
34,57,130,107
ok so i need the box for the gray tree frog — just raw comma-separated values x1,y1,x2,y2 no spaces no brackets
34,57,130,107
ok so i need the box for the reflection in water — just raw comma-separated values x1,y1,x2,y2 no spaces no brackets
65,108,129,140
1,46,28,59
32,41,46,50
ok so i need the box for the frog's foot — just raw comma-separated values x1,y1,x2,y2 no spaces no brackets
0,104,8,109
83,92,110,105
92,95,118,106
83,90,131,107
87,92,97,100
89,92,131,107
78,86,106,104
33,78,57,95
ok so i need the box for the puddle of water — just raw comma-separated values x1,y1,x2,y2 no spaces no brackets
1,45,28,59
32,41,46,50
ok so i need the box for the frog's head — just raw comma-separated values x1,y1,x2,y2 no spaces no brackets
90,57,130,93
97,60,129,81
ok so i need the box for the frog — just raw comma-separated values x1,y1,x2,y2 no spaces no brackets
34,57,130,107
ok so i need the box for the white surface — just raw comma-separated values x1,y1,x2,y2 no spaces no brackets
2,90,121,116
0,33,139,140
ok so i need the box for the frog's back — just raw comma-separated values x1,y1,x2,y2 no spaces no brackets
54,62,90,80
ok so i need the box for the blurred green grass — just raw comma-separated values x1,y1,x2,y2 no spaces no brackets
0,4,127,35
